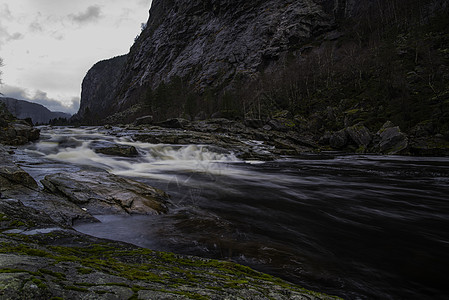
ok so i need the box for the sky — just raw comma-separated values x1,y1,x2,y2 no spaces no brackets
0,0,153,114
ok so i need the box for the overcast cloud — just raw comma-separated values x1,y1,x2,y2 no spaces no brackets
2,84,79,114
69,5,102,24
0,0,153,114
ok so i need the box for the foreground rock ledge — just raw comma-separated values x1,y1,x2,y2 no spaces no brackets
41,171,170,215
0,199,341,300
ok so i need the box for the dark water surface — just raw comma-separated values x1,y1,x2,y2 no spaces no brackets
15,127,449,299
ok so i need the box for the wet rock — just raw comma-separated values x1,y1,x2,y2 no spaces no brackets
156,118,190,129
0,196,338,300
0,147,37,189
374,121,408,154
319,131,332,145
267,119,290,132
41,171,170,215
134,115,154,126
329,129,348,149
346,124,372,148
244,119,264,129
95,145,139,157
194,111,207,121
409,135,449,156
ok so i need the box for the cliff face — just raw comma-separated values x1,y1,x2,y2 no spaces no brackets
73,55,127,123
77,0,448,130
115,0,346,109
77,0,357,121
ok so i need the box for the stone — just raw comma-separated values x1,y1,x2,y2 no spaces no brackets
0,104,40,146
0,147,37,189
375,122,408,154
134,115,154,125
0,196,338,300
41,171,170,215
346,124,372,147
319,131,332,145
244,119,265,129
329,129,348,149
95,145,139,157
156,118,190,129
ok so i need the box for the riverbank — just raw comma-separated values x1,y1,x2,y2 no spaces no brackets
102,113,449,159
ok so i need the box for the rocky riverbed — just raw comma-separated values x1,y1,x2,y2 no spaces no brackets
1,105,340,299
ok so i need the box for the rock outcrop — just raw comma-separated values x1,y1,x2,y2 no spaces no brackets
76,0,365,122
372,121,409,155
41,171,170,215
0,102,40,145
72,55,127,123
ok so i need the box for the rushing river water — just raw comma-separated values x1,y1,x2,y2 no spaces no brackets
13,126,449,299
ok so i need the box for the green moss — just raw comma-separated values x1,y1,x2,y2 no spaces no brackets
64,285,89,292
38,268,66,280
31,277,47,289
76,267,94,275
0,213,9,221
8,220,28,228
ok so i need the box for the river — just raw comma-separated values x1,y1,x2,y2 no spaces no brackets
12,126,449,299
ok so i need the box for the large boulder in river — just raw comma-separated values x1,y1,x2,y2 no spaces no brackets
373,121,408,154
41,171,170,215
329,129,348,149
345,124,372,148
94,145,139,157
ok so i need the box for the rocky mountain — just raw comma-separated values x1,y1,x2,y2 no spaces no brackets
71,55,127,123
0,97,71,125
76,0,356,122
75,0,449,154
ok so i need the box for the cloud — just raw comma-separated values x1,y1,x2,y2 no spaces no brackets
29,21,43,33
1,85,79,114
69,6,102,24
0,21,24,49
6,32,24,41
0,4,12,20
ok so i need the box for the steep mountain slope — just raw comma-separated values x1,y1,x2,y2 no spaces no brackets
75,0,449,150
0,97,71,125
71,55,127,123
76,0,357,122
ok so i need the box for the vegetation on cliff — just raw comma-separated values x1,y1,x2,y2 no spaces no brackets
75,0,449,156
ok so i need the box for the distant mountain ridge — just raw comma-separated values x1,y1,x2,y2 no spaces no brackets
0,97,71,125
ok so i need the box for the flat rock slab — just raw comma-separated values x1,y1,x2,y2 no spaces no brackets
41,171,170,215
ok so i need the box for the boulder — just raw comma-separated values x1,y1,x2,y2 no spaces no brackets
94,145,138,157
41,171,170,215
0,118,40,145
329,129,348,149
267,119,289,132
0,146,37,189
374,121,408,154
244,118,265,129
134,115,154,126
157,118,190,129
346,124,372,147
